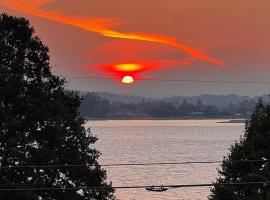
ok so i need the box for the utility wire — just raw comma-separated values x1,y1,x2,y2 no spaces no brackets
1,73,270,85
0,159,269,169
68,76,270,85
0,182,270,191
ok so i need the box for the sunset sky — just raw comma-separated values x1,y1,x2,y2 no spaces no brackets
1,0,270,97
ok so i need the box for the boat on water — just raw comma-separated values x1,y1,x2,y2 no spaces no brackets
146,186,168,192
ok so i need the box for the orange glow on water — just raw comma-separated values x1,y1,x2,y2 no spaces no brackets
121,75,134,84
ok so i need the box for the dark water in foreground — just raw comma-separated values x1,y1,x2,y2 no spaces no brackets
86,120,244,200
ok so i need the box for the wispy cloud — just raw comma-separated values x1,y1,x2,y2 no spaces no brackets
2,0,226,67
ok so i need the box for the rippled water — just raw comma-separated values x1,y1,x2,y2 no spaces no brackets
86,120,244,200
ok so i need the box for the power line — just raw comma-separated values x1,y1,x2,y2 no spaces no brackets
67,76,270,85
1,73,270,85
0,159,269,169
0,182,269,191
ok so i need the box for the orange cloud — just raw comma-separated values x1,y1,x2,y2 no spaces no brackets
2,0,226,67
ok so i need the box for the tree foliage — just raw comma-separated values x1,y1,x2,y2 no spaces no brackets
81,93,110,118
209,98,270,200
0,14,114,200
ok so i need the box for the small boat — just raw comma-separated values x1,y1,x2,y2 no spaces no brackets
146,186,168,192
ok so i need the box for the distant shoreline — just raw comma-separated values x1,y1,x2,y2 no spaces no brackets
216,119,246,123
85,117,247,122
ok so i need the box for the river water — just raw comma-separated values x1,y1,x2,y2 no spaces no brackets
86,120,244,200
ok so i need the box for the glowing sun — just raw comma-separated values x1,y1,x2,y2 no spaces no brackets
122,75,134,84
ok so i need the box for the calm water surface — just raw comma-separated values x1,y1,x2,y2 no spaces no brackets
86,120,244,200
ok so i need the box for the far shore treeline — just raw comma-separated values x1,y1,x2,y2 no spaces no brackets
79,92,266,119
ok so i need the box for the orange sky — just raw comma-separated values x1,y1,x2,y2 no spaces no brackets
1,0,270,96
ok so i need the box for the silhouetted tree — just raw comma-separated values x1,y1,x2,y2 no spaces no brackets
209,98,270,200
182,99,188,106
196,99,203,108
0,14,114,200
236,100,256,116
81,93,110,118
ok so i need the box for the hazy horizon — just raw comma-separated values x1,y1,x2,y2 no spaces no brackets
74,86,270,98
